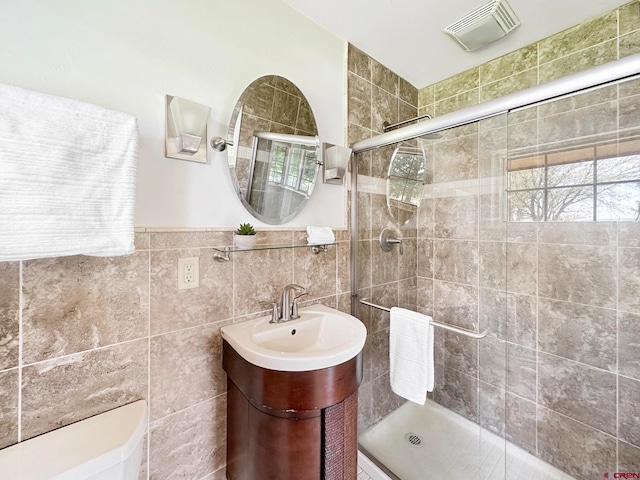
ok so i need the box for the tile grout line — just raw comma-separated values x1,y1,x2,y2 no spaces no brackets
17,260,23,443
146,248,151,480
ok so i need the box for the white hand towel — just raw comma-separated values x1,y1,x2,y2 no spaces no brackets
389,307,434,405
0,83,138,261
306,226,335,244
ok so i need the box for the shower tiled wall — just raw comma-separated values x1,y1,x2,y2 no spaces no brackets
351,2,640,479
0,230,350,479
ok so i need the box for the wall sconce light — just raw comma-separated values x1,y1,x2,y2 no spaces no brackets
322,143,352,185
165,95,210,163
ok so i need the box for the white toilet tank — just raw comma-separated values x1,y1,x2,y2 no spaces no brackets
0,400,147,480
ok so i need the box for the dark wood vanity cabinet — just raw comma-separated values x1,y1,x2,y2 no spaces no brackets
223,340,363,480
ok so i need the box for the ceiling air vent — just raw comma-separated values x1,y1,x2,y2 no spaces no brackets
443,0,521,52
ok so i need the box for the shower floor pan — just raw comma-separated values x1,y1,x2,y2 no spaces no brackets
358,399,575,480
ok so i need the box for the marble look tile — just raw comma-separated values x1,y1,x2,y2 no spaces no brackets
357,382,374,433
619,376,640,447
371,374,403,424
348,43,371,79
479,194,505,241
538,10,617,64
416,277,434,317
539,40,618,84
294,245,337,300
234,248,293,317
445,331,478,376
434,135,478,183
348,123,372,145
433,195,478,240
417,198,434,240
433,281,478,330
369,328,389,380
507,344,536,401
505,393,537,454
417,238,433,279
480,45,538,84
21,339,148,441
619,440,640,471
138,436,148,480
296,100,316,134
0,368,19,449
479,335,506,388
356,150,371,177
479,242,505,291
538,298,616,371
399,277,417,308
150,248,233,335
150,321,228,421
539,222,617,246
149,395,226,480
478,124,507,180
134,232,150,250
538,244,616,309
435,89,479,117
620,0,640,34
434,240,478,286
398,239,417,281
538,352,616,435
357,240,372,290
22,253,149,363
621,30,640,59
537,406,616,479
399,77,418,107
434,368,478,422
506,243,537,296
418,85,434,109
619,248,640,314
372,86,398,134
348,72,372,129
272,89,301,127
337,242,351,295
371,194,395,235
370,283,397,333
434,68,479,101
371,238,398,286
480,69,538,103
619,90,640,131
371,59,398,96
398,100,417,127
479,381,505,437
149,231,230,249
0,262,19,370
201,466,227,480
620,312,640,380
371,145,395,180
357,192,372,240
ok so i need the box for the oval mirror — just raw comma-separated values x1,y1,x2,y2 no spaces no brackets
226,75,320,224
386,142,428,225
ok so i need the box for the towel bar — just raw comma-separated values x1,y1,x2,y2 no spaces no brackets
359,299,487,339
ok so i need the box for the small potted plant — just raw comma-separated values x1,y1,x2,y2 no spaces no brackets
234,222,257,249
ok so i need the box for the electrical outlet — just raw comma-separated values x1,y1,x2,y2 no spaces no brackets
177,257,199,290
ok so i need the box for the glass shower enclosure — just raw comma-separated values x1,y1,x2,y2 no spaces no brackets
353,61,640,480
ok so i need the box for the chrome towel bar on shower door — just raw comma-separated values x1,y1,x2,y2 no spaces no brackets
359,299,487,339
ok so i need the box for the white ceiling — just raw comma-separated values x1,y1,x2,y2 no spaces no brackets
281,0,631,88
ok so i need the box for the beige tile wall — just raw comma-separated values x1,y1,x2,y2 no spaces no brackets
0,230,350,479
351,2,640,479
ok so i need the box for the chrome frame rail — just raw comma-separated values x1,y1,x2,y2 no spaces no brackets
359,299,487,339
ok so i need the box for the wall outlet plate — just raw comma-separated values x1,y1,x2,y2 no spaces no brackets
177,256,200,290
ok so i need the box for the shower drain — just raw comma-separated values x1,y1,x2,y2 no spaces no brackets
405,433,423,447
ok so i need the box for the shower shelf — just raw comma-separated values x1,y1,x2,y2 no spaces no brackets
212,242,334,262
359,299,487,339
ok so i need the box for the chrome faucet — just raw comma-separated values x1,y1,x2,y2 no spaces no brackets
280,284,306,322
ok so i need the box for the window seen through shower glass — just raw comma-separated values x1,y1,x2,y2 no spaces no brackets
507,79,640,222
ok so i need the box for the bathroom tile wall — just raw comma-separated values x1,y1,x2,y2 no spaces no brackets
0,230,350,479
352,2,640,478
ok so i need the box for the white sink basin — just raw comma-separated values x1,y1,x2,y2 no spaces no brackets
221,304,367,371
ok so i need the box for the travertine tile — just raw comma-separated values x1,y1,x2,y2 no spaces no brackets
479,381,505,437
371,59,398,96
371,237,398,285
134,232,150,250
21,339,148,441
150,231,230,249
372,86,398,134
445,331,478,376
619,440,640,471
435,89,479,117
418,85,434,109
537,406,616,479
337,242,351,295
370,283,397,333
538,11,617,64
539,40,618,83
399,77,418,107
538,352,616,435
434,67,479,101
398,100,417,126
0,262,19,371
619,376,640,447
505,393,537,454
348,43,371,79
417,198,434,240
538,244,616,308
417,238,433,279
357,192,372,240
358,382,374,433
479,289,536,348
619,248,640,314
398,238,417,280
370,374,403,424
348,73,372,129
506,243,537,296
293,244,337,300
357,240,372,290
150,248,233,335
538,99,618,146
149,395,226,480
538,298,616,370
416,277,434,317
620,311,640,380
22,253,149,363
0,368,18,449
480,45,538,84
434,240,478,286
539,222,617,246
348,123,372,145
507,344,536,401
371,145,395,180
480,69,538,103
150,321,229,421
433,135,478,183
479,242,505,291
433,281,478,330
620,0,640,35
369,328,389,380
621,30,640,58
434,367,478,422
479,335,506,388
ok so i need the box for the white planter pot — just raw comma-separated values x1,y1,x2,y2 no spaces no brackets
233,234,257,250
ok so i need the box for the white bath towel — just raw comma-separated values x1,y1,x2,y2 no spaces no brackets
306,226,335,244
0,83,138,261
389,307,434,405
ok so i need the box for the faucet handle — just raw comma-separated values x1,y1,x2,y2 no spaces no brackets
259,301,280,324
291,292,310,319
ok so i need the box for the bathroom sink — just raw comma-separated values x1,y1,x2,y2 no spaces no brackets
221,304,367,371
